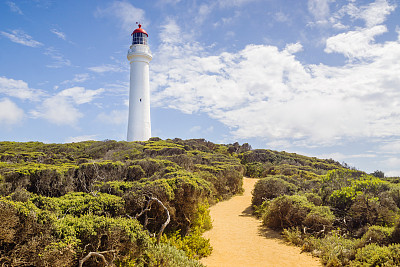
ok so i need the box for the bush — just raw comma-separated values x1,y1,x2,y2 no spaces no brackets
304,192,323,206
262,195,334,233
126,164,145,181
320,169,363,203
358,225,393,247
262,195,313,229
391,220,400,243
351,244,400,267
143,243,204,267
0,198,59,266
252,176,298,206
304,206,335,233
302,231,357,266
31,192,125,217
55,214,151,265
283,227,304,246
161,229,212,260
348,194,397,229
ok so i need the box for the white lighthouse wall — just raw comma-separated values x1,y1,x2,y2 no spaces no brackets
127,56,151,141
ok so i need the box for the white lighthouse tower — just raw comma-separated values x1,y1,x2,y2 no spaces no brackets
127,23,152,141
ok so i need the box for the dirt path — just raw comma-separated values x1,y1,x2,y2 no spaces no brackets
201,177,321,267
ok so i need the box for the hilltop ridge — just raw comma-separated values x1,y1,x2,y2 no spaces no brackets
2,138,398,266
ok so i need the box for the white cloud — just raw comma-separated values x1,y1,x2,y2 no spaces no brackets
65,135,97,143
32,96,82,125
195,3,215,24
275,12,290,23
345,0,395,28
0,98,24,125
285,42,303,54
308,0,333,22
95,1,146,33
379,140,400,154
50,28,66,40
157,0,182,4
325,25,387,60
62,73,90,84
58,87,104,104
331,0,396,29
317,152,377,162
88,64,123,73
158,18,183,45
189,126,202,133
97,109,127,125
382,157,400,176
189,125,214,136
6,1,23,14
44,47,71,68
0,29,42,47
218,0,258,8
31,87,104,125
151,17,400,147
0,76,43,100
102,81,129,96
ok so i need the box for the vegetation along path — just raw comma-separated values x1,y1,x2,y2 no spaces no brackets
201,177,321,267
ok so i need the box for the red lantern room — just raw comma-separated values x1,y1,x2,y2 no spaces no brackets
131,24,148,45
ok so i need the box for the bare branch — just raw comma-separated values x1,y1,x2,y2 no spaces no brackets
130,196,170,244
135,198,152,219
150,197,170,244
78,250,116,267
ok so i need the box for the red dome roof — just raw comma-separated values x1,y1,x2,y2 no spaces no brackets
131,24,148,37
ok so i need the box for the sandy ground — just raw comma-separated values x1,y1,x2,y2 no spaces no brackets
201,177,322,267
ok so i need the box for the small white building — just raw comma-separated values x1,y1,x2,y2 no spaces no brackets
127,24,152,141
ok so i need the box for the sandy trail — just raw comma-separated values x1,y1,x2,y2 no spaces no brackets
201,177,321,267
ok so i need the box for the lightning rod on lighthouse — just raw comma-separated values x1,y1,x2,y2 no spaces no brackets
127,23,152,141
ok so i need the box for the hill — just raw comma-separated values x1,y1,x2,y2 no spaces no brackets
1,138,398,266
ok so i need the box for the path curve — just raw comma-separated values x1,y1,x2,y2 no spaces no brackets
201,177,321,267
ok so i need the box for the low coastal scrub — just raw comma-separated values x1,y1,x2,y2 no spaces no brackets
0,139,245,266
2,139,399,265
253,167,400,266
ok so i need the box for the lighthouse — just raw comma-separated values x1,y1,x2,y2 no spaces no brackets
127,24,152,141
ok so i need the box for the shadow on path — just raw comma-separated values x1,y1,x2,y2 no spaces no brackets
240,205,253,217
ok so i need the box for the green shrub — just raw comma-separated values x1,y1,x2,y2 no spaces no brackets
358,225,393,247
262,195,313,229
252,176,298,206
161,229,212,260
126,164,145,181
245,162,268,177
302,231,357,266
320,169,363,203
283,227,305,246
262,195,334,233
0,198,59,266
192,201,212,231
304,206,335,233
351,244,400,267
31,192,125,217
304,192,323,206
390,219,400,243
55,214,151,265
142,243,204,267
348,194,397,229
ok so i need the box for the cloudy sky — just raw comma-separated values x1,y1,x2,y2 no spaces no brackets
1,0,400,175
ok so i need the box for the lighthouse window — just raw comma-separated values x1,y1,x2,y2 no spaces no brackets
140,98,142,102
132,32,147,45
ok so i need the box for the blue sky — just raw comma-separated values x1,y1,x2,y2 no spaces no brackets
1,0,400,176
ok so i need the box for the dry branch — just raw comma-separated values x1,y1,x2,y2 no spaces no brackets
78,250,115,267
133,196,170,244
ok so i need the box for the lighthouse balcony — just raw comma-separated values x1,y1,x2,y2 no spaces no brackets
127,45,152,62
129,44,152,54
